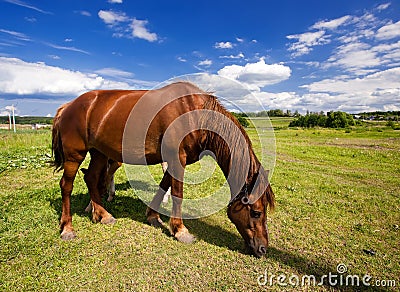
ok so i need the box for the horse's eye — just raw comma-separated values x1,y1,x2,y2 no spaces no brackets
250,209,262,218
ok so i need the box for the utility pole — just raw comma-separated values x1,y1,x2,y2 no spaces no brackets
12,104,16,132
8,111,11,130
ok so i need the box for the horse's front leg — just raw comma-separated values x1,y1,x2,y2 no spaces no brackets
168,162,196,244
146,169,171,228
160,162,171,203
106,160,121,202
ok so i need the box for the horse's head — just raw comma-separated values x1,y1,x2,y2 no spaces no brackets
227,170,275,258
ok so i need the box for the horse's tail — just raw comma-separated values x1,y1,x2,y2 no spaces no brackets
51,103,69,172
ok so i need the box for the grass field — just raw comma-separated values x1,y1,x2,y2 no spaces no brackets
0,119,399,291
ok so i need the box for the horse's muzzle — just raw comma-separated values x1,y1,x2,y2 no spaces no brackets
248,243,268,258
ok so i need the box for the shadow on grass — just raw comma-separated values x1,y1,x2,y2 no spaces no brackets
49,180,383,291
49,180,149,223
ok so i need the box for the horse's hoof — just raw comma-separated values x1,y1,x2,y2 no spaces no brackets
175,231,196,244
148,217,164,228
61,230,76,241
101,216,116,225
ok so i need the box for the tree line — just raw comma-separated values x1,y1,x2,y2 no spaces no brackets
288,111,356,128
245,109,300,117
0,116,53,125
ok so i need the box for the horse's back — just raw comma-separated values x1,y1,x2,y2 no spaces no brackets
57,82,208,163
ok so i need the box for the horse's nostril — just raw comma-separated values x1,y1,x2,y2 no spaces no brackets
259,245,267,255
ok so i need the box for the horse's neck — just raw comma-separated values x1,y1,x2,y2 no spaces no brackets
206,132,257,198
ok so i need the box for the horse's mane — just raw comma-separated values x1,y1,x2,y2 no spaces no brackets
200,96,259,188
200,95,275,210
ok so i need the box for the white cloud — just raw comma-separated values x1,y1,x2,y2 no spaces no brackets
287,30,330,57
323,36,400,75
300,68,400,112
77,10,91,17
0,29,30,41
4,0,52,14
108,0,123,3
98,11,158,42
324,42,380,72
0,57,130,96
219,53,244,59
311,15,352,30
352,12,379,29
375,20,400,40
98,10,128,25
24,17,37,23
198,59,212,67
45,43,90,55
95,67,134,78
376,3,391,11
286,9,394,59
48,55,60,60
372,40,400,64
130,18,158,42
218,59,291,88
177,56,187,62
0,110,10,116
281,5,399,112
250,91,301,109
214,42,233,49
262,67,400,113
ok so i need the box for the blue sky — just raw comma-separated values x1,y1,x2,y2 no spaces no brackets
0,0,399,116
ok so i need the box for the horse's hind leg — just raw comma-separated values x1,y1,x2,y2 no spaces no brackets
83,159,119,212
84,149,116,224
60,160,82,240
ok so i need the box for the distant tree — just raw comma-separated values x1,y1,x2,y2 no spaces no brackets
268,109,284,117
231,112,250,127
289,111,354,128
248,109,296,117
326,111,355,128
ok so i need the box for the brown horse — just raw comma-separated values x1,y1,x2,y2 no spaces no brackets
52,81,275,257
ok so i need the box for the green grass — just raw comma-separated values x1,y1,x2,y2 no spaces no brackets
0,125,399,291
